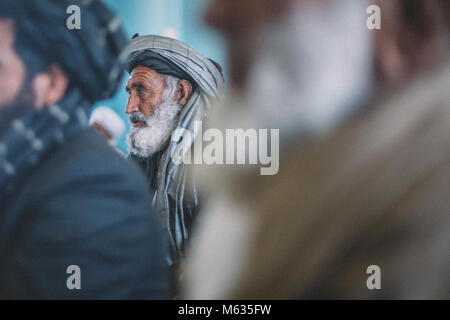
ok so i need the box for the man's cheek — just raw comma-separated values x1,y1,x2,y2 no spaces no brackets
31,73,51,108
142,101,156,117
0,75,22,108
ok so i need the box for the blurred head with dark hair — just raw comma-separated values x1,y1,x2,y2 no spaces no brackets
204,0,291,90
0,0,126,117
374,0,449,87
205,0,449,92
184,0,450,300
201,0,450,140
0,0,127,196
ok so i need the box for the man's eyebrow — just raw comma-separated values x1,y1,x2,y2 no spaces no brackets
131,82,147,89
125,82,146,93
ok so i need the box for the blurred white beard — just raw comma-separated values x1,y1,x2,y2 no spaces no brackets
127,77,182,158
213,0,373,147
184,0,374,300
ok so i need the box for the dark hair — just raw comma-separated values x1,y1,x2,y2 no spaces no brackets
399,0,449,45
0,5,51,78
0,0,128,103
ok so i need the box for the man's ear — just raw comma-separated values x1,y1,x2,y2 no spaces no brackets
374,0,448,88
175,79,193,107
32,64,68,108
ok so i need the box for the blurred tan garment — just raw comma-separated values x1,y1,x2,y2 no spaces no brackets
185,59,450,299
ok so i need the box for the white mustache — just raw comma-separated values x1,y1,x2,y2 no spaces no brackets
126,102,182,158
130,112,147,123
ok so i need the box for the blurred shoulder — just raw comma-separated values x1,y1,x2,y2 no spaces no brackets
26,129,148,203
46,129,137,178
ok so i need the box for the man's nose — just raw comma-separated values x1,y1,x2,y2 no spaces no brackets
125,94,139,114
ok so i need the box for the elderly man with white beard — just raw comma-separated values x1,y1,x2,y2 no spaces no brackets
123,35,224,293
184,0,450,299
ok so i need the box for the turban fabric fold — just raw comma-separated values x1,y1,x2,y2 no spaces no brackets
127,50,198,90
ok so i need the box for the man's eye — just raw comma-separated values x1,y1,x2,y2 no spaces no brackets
138,88,150,96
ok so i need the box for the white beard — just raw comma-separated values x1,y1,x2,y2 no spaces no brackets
127,101,182,158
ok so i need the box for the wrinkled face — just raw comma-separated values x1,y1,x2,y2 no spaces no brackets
125,65,168,127
0,20,26,109
125,69,183,158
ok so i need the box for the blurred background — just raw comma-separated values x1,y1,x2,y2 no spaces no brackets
96,0,227,153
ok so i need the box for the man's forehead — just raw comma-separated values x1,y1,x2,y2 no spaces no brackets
130,66,164,79
128,65,166,85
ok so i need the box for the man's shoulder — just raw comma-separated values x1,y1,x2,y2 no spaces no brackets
290,60,450,178
49,129,127,170
1,130,168,299
21,129,148,204
45,129,136,178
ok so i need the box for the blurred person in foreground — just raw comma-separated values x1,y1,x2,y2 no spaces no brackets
123,35,224,274
184,0,450,299
0,0,167,299
89,106,126,150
